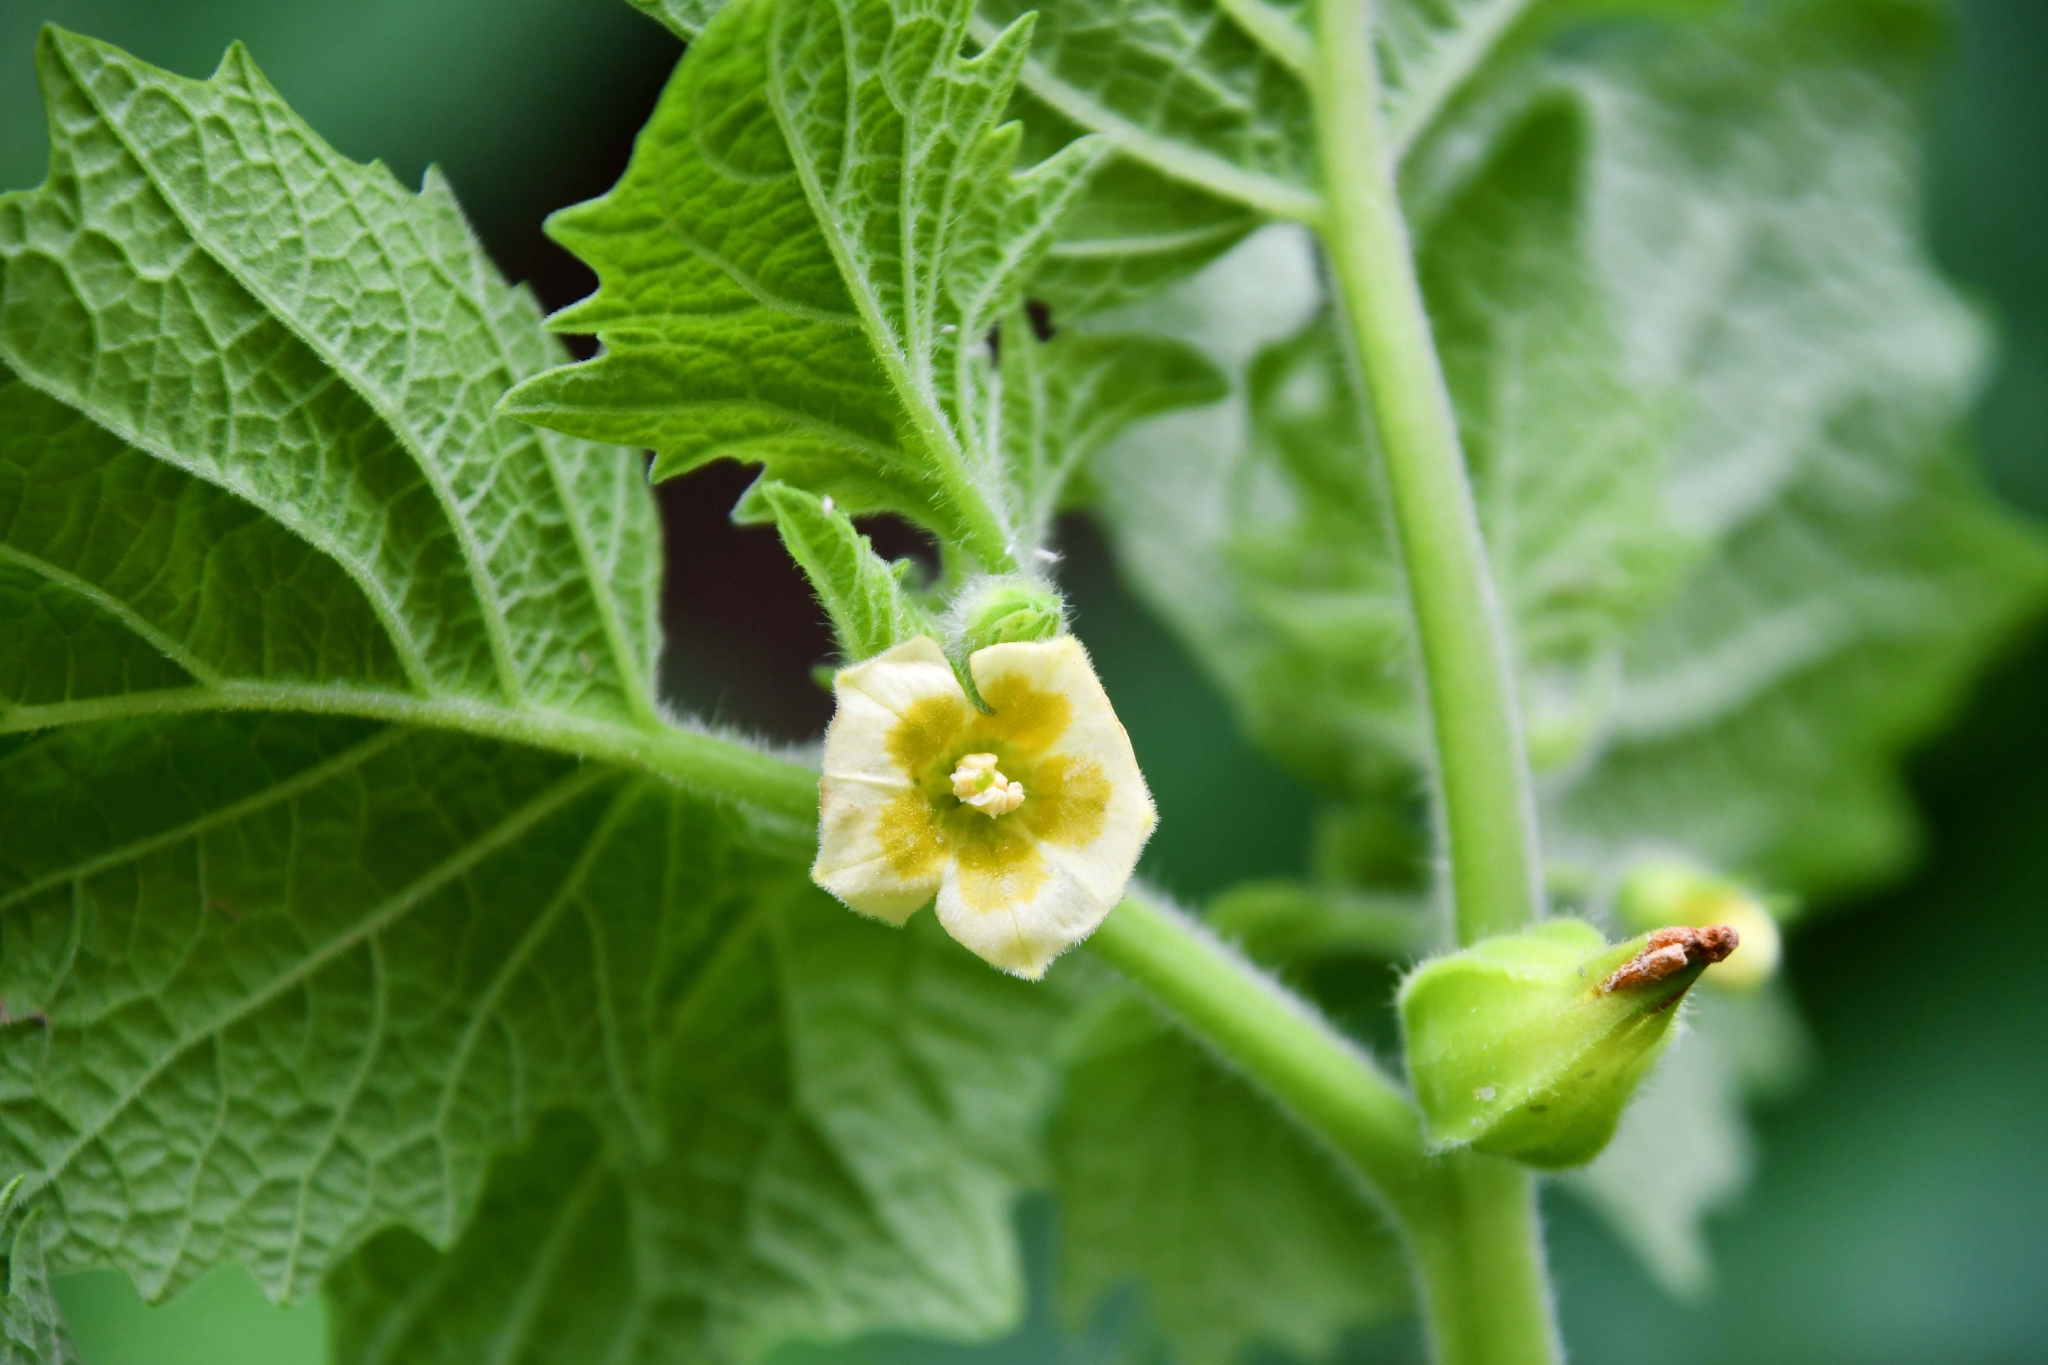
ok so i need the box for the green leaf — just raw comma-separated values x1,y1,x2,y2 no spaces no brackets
622,0,1269,321
326,905,1070,1365
971,0,1318,222
1101,106,1683,805
1548,451,2048,893
0,1182,77,1365
0,712,797,1297
503,0,1120,571
1049,995,1409,1365
609,0,1710,322
996,319,1228,552
1012,93,1262,321
1094,0,2048,898
620,0,726,36
0,33,1062,1350
623,0,729,38
757,480,935,662
961,0,1700,227
0,35,666,728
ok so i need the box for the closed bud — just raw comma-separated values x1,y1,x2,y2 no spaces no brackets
1398,918,1740,1169
1615,857,1781,993
953,575,1066,653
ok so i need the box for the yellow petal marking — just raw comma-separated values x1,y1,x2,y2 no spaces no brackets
887,692,972,777
877,789,948,881
1018,753,1109,847
976,670,1073,753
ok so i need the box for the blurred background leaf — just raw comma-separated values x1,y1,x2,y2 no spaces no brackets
2,0,2044,1361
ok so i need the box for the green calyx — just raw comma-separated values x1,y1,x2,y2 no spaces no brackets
1398,919,1738,1169
953,575,1067,653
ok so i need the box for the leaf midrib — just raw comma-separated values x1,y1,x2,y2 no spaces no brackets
763,1,979,533
0,681,820,826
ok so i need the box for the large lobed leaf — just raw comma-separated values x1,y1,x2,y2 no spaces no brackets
1094,0,2048,897
328,905,1069,1365
509,0,1218,569
0,29,1072,1361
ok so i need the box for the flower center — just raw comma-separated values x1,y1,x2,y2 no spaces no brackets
950,753,1025,818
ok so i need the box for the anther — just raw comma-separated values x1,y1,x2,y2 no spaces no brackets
951,753,1025,817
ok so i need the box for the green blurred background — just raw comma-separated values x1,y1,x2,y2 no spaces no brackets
3,0,2044,1361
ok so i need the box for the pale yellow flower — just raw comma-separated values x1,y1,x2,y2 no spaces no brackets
810,635,1156,978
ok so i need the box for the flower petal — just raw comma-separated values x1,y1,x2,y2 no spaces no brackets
812,637,967,924
812,791,945,924
970,637,1155,905
935,839,1116,980
820,636,963,787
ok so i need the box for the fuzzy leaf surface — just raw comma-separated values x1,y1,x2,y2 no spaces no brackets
0,1187,76,1365
1096,0,2048,897
758,480,935,662
326,906,1067,1365
0,18,716,1293
612,0,1708,321
0,34,1068,1352
506,0,1172,568
1049,995,1409,1365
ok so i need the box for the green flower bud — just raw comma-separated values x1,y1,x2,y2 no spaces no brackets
954,575,1066,653
1398,918,1739,1169
1615,857,1782,993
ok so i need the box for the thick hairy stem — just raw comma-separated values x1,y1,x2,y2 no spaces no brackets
1296,2,1559,1360
1403,1157,1564,1365
1310,0,1544,946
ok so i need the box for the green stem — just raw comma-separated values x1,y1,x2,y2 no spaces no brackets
1404,1156,1564,1365
1309,0,1543,946
1085,895,1430,1196
1088,898,1561,1365
1300,4,1559,1361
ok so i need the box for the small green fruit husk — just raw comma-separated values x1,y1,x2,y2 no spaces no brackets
1398,919,1737,1169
